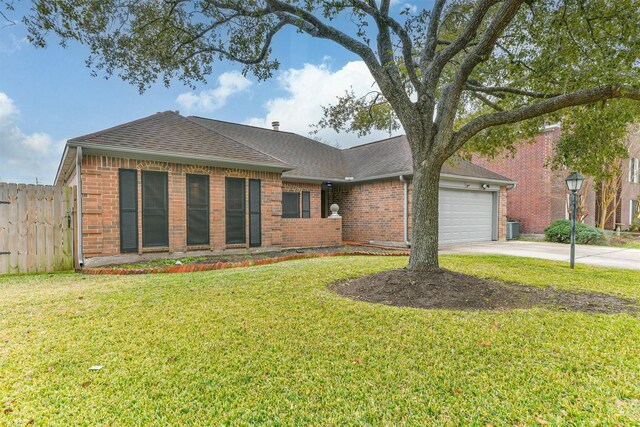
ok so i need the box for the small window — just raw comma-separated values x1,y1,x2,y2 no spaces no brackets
282,192,300,218
631,158,640,184
302,191,310,218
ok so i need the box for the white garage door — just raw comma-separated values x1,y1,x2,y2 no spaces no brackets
439,188,495,245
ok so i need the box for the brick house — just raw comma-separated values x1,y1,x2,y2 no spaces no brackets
474,125,640,233
54,111,514,267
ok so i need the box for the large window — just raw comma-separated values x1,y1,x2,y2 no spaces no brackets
225,177,245,244
282,192,300,218
142,171,168,247
186,174,209,246
119,169,138,253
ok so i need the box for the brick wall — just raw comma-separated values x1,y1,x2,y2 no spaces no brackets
80,155,283,259
281,218,342,248
621,126,640,226
473,127,566,233
331,179,406,243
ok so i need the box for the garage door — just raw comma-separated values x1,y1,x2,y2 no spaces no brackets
439,188,495,245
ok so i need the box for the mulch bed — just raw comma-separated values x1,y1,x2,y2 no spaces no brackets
82,250,409,275
334,268,640,314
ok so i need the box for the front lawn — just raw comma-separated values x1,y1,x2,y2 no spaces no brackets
1,255,639,425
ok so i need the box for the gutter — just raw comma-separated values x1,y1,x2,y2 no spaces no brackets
399,175,410,247
76,147,84,268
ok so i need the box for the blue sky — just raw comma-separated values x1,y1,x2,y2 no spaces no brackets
0,1,422,184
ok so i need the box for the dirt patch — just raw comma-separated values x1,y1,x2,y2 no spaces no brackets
334,268,639,314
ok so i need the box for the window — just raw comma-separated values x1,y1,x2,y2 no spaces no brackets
225,177,245,244
282,192,300,218
249,179,261,247
142,171,168,247
302,191,311,218
630,158,640,184
119,169,138,252
186,174,209,246
632,199,639,225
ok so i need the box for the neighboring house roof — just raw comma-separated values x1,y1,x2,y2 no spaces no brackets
55,111,513,185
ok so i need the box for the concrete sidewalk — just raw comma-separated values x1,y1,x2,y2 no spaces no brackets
441,240,640,270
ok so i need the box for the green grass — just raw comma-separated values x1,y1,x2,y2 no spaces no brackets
119,255,208,269
624,240,640,249
1,255,639,426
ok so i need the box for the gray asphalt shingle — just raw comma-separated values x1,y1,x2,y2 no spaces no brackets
66,111,512,183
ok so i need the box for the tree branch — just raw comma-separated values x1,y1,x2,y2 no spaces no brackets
470,91,504,111
426,0,501,78
451,85,640,154
464,81,559,99
420,0,447,67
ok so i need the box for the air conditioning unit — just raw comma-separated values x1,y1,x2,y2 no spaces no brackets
507,221,520,240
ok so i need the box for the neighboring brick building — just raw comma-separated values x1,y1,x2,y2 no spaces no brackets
474,125,640,233
55,112,513,267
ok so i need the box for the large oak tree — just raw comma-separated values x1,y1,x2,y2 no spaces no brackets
11,0,640,270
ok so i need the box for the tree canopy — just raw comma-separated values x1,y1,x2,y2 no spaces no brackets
8,0,640,270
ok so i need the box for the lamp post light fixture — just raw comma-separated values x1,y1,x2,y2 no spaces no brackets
565,171,585,269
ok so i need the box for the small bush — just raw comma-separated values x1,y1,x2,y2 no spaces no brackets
544,219,604,245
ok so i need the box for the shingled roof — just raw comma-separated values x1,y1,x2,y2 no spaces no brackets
189,116,348,180
56,111,512,185
66,111,290,169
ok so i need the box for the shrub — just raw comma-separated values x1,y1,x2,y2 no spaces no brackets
544,219,604,245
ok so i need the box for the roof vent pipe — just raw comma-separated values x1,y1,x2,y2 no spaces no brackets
271,121,280,131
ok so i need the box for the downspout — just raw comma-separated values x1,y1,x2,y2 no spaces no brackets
399,175,410,247
76,147,84,268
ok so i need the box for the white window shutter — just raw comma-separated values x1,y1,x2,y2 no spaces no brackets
634,158,639,183
630,158,634,183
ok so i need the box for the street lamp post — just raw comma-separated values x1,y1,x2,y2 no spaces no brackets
565,172,585,269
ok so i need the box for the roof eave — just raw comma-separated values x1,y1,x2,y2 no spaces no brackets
439,173,515,186
67,142,295,173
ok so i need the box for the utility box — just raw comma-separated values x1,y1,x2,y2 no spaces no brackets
506,221,520,240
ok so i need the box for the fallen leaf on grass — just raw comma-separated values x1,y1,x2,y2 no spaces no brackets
81,381,91,388
615,400,626,406
26,419,34,424
535,417,549,425
452,387,462,394
3,407,12,414
477,340,492,347
167,356,177,363
352,357,362,364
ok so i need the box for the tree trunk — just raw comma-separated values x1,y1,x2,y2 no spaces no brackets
407,159,443,271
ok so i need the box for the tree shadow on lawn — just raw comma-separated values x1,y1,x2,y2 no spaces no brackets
334,269,640,314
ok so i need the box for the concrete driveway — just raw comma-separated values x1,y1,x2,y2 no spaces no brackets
441,240,640,270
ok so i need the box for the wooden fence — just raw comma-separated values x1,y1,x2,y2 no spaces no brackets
0,183,74,274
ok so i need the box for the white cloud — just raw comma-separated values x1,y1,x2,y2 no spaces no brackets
176,71,252,113
246,61,403,148
0,93,65,184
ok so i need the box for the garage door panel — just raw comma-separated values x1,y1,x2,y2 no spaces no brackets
438,189,494,245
